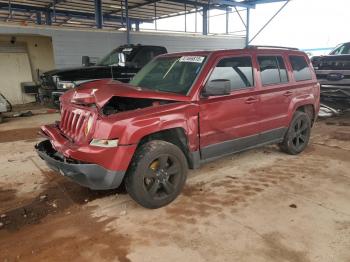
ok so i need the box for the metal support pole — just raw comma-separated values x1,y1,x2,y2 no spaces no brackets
245,8,250,47
8,0,12,19
135,21,140,31
184,4,187,32
53,0,56,22
125,0,130,44
36,11,42,25
94,0,102,29
195,7,197,33
46,10,52,25
248,0,290,44
202,6,208,35
154,2,157,30
121,0,124,27
225,7,229,34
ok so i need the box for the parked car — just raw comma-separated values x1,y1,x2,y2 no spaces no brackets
36,46,320,209
0,93,12,123
39,44,167,107
311,42,350,110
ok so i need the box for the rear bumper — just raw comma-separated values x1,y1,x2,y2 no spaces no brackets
36,140,125,190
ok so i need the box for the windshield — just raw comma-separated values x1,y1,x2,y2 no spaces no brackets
129,55,206,95
97,47,134,66
330,43,350,55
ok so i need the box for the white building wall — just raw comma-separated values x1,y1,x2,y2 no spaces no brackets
0,24,245,69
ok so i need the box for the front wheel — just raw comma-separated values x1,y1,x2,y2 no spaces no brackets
125,140,188,209
279,111,311,155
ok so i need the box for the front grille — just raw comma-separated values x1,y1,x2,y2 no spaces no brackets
319,61,350,70
59,107,91,142
41,75,55,89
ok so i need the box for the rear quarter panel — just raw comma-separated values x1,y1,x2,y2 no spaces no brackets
286,53,320,124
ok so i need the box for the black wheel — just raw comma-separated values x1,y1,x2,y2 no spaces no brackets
279,111,311,155
0,114,3,124
125,140,188,209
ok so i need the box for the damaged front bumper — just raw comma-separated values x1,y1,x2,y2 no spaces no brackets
36,140,125,190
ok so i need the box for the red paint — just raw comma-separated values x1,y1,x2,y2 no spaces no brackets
40,48,320,172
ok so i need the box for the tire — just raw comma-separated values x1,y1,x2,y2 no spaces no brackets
125,140,188,209
279,111,311,155
0,114,3,124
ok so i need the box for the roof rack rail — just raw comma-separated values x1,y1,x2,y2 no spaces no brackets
246,45,299,51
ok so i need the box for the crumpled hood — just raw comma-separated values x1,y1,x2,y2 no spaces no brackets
60,79,190,108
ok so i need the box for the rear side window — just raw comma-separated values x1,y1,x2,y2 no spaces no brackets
208,56,254,91
289,56,312,81
258,56,289,86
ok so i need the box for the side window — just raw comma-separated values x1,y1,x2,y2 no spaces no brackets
208,56,254,91
289,55,312,81
258,56,289,86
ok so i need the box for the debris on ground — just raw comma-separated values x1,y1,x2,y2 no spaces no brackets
13,111,33,118
39,195,48,201
0,214,7,219
0,222,4,229
289,204,297,208
318,104,340,118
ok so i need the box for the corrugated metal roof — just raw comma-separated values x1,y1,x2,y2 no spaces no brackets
0,0,287,29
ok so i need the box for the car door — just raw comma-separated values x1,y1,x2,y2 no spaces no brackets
199,55,261,160
256,54,292,141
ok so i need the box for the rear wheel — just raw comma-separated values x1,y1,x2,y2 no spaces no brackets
125,140,188,209
279,111,311,155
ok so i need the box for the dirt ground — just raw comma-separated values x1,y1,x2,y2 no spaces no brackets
0,112,349,262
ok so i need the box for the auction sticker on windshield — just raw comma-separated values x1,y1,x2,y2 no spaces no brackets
179,56,205,63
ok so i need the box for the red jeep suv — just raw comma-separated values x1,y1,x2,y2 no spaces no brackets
36,46,320,208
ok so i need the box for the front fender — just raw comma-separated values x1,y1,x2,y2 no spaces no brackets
119,104,199,151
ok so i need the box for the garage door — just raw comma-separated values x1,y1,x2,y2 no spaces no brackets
0,47,34,105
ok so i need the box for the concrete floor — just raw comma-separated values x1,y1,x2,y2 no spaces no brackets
0,112,349,262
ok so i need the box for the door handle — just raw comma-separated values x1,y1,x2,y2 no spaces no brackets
283,91,293,97
245,97,258,104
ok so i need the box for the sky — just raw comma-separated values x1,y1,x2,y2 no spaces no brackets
140,0,350,55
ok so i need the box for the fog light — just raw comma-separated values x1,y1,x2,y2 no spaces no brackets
90,139,119,148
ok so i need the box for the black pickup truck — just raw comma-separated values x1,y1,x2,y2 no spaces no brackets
311,42,350,110
39,44,167,106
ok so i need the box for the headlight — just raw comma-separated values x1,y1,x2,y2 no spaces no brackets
90,139,119,148
84,116,94,136
57,81,76,89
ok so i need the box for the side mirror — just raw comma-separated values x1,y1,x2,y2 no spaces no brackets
202,79,231,97
82,56,90,67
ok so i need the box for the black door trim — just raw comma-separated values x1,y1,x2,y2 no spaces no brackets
200,127,287,162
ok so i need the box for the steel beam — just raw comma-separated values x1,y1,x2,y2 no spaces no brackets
135,21,140,31
94,0,103,28
225,6,229,34
46,10,52,25
211,0,255,8
245,7,250,46
36,11,42,25
202,5,208,35
248,0,290,44
125,0,130,44
0,3,150,23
